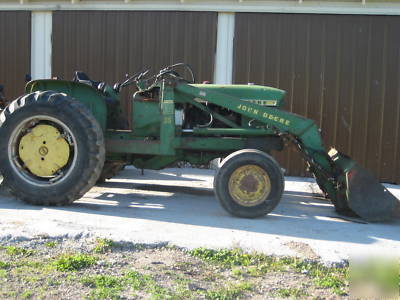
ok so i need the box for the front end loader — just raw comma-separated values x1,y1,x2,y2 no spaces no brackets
0,63,398,221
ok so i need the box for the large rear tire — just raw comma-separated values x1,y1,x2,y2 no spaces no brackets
0,91,105,205
96,161,125,183
214,149,284,218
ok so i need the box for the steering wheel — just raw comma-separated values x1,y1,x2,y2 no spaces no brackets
114,68,151,92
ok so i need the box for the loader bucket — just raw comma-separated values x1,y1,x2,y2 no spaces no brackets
329,149,399,222
345,164,398,221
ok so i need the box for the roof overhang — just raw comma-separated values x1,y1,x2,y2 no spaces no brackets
0,0,400,15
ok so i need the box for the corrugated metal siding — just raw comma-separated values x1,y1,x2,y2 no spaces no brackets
234,13,400,183
0,11,31,101
52,11,217,121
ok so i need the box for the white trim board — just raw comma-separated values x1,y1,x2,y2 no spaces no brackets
31,11,52,80
214,13,235,85
1,2,400,15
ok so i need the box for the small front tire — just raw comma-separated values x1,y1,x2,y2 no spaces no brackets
214,149,284,218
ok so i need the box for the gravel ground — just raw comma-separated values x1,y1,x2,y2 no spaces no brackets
0,236,348,299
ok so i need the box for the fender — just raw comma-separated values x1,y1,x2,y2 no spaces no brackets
25,79,107,130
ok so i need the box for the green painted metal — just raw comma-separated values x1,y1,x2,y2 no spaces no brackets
178,93,239,128
105,135,246,154
175,82,338,202
25,80,108,130
24,69,397,221
192,128,271,136
132,99,160,136
178,137,246,151
191,84,286,107
159,82,176,155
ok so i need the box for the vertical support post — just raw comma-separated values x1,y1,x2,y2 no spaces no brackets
31,11,52,80
159,81,176,155
214,12,235,84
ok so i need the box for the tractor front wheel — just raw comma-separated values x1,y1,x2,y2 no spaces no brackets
214,149,284,218
0,91,105,205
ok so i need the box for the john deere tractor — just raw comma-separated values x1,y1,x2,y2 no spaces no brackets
0,63,398,221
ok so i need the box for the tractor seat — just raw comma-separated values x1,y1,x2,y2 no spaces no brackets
73,71,106,93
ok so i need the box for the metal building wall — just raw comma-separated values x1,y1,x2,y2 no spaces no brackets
0,11,31,101
234,13,400,183
52,11,217,119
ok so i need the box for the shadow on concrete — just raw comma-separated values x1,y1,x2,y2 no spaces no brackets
0,167,399,246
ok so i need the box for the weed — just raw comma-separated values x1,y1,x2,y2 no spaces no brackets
190,247,348,295
0,261,9,269
125,270,153,290
3,291,16,298
275,287,308,298
21,290,34,299
189,248,284,272
289,259,348,295
82,274,123,299
124,270,176,299
93,238,115,254
173,274,191,285
53,253,96,271
205,282,253,300
47,278,61,286
5,246,35,257
173,285,193,299
24,275,41,283
0,269,7,278
44,241,57,248
21,260,45,269
231,268,244,277
189,248,255,267
82,274,121,289
88,287,122,300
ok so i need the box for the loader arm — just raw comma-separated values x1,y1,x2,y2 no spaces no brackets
176,83,333,170
175,82,398,221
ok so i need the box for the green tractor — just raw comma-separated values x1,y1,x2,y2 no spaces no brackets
0,63,398,221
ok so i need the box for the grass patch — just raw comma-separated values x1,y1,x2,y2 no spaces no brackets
93,238,115,254
0,261,10,269
21,290,34,299
44,241,57,248
189,248,259,267
125,270,152,290
205,282,253,300
80,270,181,299
0,240,349,299
53,253,97,271
5,246,35,257
288,259,348,295
275,287,308,298
190,248,348,295
82,274,122,288
81,274,123,300
125,270,178,299
231,268,244,277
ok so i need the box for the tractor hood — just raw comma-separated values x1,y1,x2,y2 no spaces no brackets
191,84,286,107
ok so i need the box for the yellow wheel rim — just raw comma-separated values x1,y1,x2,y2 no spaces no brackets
18,124,70,177
228,164,271,207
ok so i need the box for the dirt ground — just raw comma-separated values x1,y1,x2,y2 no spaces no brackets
0,237,348,299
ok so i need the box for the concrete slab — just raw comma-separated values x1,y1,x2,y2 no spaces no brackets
0,167,399,264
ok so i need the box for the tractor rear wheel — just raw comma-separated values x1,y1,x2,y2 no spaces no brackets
214,149,284,218
97,161,125,183
0,91,105,205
